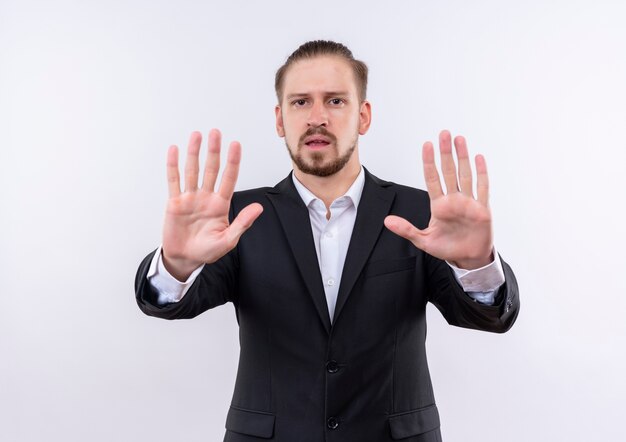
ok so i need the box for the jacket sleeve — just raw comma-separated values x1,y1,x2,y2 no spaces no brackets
425,252,520,333
134,247,239,320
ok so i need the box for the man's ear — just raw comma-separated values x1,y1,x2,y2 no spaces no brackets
359,100,372,135
275,105,285,137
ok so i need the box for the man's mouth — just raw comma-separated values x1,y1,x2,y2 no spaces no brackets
303,136,332,148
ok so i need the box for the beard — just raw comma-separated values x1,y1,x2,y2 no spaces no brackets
286,126,357,177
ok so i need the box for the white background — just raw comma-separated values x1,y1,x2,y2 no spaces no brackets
1,1,625,441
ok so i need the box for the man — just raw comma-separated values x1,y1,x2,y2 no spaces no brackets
135,40,519,442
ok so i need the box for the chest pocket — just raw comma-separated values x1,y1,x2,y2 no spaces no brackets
363,256,416,278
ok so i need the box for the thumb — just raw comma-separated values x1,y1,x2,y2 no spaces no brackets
227,203,264,244
384,215,426,249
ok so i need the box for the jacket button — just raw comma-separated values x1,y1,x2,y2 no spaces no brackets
326,360,339,373
327,417,339,429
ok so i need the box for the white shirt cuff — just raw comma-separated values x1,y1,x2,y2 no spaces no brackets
446,246,505,305
147,246,205,304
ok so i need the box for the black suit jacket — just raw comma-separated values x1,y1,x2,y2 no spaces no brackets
135,169,520,442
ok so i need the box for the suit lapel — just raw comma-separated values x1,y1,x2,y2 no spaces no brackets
332,170,396,324
266,174,332,334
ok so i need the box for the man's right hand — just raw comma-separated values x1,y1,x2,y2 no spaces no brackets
161,129,263,281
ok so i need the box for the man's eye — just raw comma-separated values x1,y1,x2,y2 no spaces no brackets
329,98,344,105
293,99,307,106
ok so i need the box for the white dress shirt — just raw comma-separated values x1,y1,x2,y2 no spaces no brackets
291,167,365,321
148,168,505,316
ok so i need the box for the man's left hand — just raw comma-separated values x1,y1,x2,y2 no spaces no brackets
384,130,494,270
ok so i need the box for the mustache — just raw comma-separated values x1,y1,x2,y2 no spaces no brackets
298,127,337,146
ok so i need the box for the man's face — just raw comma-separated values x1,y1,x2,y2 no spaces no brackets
275,56,371,177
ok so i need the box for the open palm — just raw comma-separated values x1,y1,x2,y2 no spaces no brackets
384,130,493,270
162,130,263,280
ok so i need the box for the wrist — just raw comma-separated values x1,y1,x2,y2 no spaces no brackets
452,250,494,270
161,251,202,282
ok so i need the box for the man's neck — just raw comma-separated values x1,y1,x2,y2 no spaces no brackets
293,160,362,210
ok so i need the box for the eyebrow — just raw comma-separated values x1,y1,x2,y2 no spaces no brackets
286,91,350,100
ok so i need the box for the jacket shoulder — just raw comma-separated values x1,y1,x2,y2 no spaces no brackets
367,172,431,228
368,172,430,205
387,181,429,201
230,186,274,211
233,186,274,200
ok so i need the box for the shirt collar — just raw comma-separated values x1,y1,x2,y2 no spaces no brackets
291,166,365,210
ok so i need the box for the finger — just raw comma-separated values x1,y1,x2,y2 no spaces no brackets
201,128,221,192
226,203,264,245
184,131,202,192
384,215,426,250
454,135,474,198
475,154,489,205
439,130,459,194
166,145,181,198
422,141,444,200
218,141,242,199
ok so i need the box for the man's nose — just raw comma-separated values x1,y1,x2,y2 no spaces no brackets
307,101,328,127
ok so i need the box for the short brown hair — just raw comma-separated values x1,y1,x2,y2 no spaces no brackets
275,40,368,104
